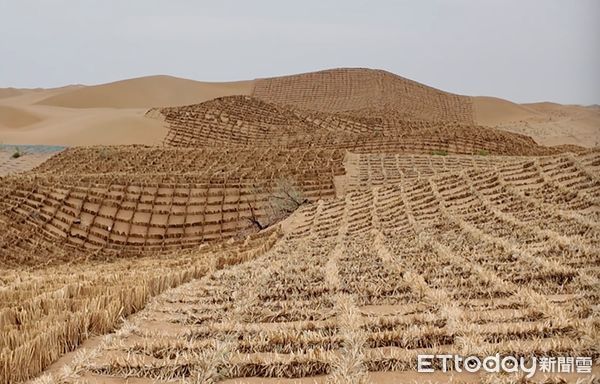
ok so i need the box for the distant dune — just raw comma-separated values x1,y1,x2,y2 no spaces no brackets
0,105,42,128
472,96,541,125
473,96,600,147
0,88,24,99
0,107,166,146
0,68,598,147
0,76,254,145
35,75,254,109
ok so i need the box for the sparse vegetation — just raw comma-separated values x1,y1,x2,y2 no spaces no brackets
246,178,308,231
431,149,448,156
266,178,308,222
476,149,490,156
11,146,22,158
96,146,112,159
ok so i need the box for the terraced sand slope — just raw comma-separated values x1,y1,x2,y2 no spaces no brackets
2,69,597,147
0,146,344,266
252,68,475,123
2,68,599,384
251,68,598,148
154,95,568,156
37,150,599,383
154,96,316,147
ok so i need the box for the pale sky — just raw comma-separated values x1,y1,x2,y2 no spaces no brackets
1,0,599,105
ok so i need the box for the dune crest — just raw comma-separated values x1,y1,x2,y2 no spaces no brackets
35,75,255,109
0,88,24,99
253,68,474,123
0,68,597,147
473,96,600,147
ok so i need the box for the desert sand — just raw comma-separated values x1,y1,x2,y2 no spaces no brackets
36,75,254,109
0,145,64,176
0,75,253,146
1,68,598,384
1,69,598,148
473,96,600,147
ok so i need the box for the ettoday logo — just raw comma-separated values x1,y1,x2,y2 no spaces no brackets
417,354,593,378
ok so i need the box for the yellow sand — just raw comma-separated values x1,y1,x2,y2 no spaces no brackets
473,96,600,147
1,70,597,147
0,76,254,146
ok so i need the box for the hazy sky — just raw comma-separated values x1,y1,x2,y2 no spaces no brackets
1,0,599,104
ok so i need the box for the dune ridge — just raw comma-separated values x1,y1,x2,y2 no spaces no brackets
252,67,474,123
0,68,598,147
0,88,23,99
35,75,254,109
473,96,600,147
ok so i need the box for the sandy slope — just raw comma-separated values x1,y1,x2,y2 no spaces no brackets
0,146,64,176
0,91,167,146
0,76,254,146
0,88,24,99
36,75,254,108
473,96,600,147
252,68,474,123
0,69,597,147
0,107,167,146
0,105,42,128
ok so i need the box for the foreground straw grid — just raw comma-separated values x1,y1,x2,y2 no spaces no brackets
30,150,599,383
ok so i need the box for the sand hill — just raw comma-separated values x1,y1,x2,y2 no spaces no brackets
0,105,42,128
0,77,253,146
1,67,599,384
153,95,559,156
252,68,474,123
1,68,597,147
0,88,24,99
473,96,600,147
35,75,254,109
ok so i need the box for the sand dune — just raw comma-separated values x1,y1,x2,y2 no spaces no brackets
472,96,541,125
0,105,42,128
154,95,558,156
0,107,166,146
0,68,597,147
0,88,24,99
2,67,599,384
0,84,168,146
253,68,474,123
473,96,600,147
1,76,253,146
36,75,254,109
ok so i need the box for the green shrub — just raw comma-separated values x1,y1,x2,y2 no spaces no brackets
11,147,22,159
